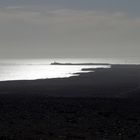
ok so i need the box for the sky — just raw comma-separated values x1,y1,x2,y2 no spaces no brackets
0,0,140,59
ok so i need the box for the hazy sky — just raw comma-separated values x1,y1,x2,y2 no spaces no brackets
0,0,140,58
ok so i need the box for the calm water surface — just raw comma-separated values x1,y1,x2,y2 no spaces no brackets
0,58,138,81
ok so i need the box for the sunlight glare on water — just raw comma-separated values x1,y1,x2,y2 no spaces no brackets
0,58,112,81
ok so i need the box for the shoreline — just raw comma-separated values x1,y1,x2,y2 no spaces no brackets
0,64,139,98
0,64,140,139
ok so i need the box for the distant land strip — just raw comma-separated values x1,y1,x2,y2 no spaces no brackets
50,62,110,65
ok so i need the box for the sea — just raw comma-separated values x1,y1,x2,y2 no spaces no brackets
0,58,139,81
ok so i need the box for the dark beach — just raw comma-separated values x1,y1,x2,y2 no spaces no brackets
0,64,140,139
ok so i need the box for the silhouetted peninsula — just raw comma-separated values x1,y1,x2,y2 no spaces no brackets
50,61,110,65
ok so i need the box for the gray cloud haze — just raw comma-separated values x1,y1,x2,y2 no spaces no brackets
0,1,140,58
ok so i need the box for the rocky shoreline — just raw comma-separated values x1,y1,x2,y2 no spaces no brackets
0,65,140,139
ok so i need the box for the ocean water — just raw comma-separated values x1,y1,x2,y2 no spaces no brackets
0,59,112,81
0,58,139,82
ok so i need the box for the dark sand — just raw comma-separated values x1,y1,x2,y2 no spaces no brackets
0,65,140,139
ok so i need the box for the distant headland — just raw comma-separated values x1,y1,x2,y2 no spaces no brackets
50,62,110,65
